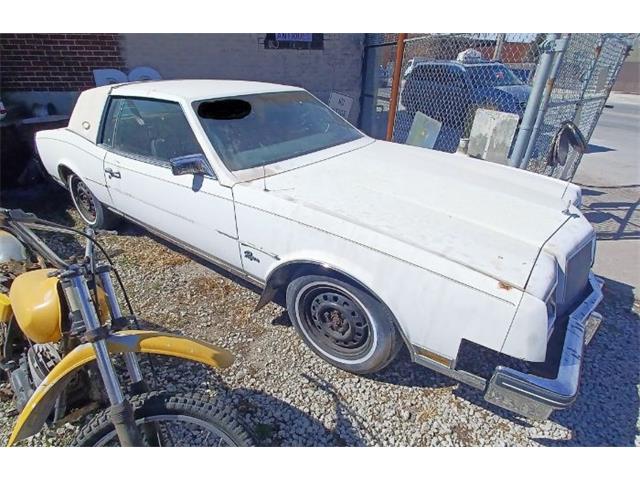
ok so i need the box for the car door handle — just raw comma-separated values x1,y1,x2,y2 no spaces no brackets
104,167,121,179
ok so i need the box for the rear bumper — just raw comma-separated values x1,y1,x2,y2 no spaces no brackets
485,272,604,420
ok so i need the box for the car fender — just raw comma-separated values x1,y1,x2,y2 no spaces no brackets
7,330,233,446
256,243,522,365
256,252,416,350
35,132,82,184
35,130,112,205
256,250,383,311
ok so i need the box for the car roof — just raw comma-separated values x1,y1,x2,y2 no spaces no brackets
107,79,304,102
413,60,503,68
68,80,305,144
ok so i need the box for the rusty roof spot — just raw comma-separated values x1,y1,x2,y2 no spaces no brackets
498,281,512,291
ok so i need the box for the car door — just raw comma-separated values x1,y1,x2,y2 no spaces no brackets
100,96,242,271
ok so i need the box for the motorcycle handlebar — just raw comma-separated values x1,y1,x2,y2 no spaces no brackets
0,208,116,269
0,208,39,224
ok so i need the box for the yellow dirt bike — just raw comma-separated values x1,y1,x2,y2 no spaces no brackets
0,208,252,446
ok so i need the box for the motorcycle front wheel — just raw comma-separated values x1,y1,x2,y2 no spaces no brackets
72,392,253,447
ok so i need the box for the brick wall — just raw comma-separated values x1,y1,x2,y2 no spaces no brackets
0,33,124,91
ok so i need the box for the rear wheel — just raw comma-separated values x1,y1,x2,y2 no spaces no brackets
286,275,402,374
68,173,119,229
72,392,253,447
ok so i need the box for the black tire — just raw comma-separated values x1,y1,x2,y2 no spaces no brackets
72,392,253,447
68,173,119,229
286,274,402,375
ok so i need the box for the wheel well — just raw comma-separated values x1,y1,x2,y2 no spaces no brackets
58,165,74,186
257,260,410,349
258,262,356,306
275,262,358,298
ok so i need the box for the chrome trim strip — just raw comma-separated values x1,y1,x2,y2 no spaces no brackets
413,353,487,391
217,230,238,241
240,242,280,260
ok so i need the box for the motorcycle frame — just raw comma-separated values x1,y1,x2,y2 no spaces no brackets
1,209,234,446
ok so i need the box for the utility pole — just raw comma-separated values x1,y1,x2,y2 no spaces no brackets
493,33,505,61
386,33,407,141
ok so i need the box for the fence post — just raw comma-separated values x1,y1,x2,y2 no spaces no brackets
493,34,505,60
386,33,407,141
510,33,560,168
520,34,570,171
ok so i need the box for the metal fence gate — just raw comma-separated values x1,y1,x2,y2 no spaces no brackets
359,33,635,181
523,33,633,179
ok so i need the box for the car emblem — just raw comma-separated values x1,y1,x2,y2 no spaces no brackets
243,250,260,263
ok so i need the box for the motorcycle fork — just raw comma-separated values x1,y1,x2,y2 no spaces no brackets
61,269,143,447
95,269,146,391
96,268,161,446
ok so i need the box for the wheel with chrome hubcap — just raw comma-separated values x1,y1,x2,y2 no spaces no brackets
286,274,402,374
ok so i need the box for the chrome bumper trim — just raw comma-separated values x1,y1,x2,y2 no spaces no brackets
485,272,604,420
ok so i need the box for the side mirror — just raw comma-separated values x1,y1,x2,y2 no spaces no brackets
169,153,213,177
548,122,587,167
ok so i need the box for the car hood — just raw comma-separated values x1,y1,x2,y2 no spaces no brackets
239,140,581,289
493,84,531,103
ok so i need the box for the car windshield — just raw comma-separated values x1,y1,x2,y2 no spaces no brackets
194,91,363,172
468,65,523,87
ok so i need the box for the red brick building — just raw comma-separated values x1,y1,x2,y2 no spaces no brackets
0,33,125,92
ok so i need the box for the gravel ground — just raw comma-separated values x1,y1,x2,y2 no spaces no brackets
0,184,638,446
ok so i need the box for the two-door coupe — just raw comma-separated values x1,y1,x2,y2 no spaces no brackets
36,80,603,419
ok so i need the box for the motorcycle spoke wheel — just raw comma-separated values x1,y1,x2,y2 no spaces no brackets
72,392,253,447
94,414,239,447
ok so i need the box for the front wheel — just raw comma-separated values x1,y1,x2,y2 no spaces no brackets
72,392,253,447
286,275,402,374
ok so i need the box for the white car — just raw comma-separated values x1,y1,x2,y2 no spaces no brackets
36,80,603,420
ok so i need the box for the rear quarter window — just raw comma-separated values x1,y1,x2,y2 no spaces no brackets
100,97,122,147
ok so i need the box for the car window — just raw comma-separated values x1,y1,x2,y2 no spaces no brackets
412,64,467,88
467,65,523,87
194,91,363,172
106,97,204,164
100,97,122,147
413,65,441,82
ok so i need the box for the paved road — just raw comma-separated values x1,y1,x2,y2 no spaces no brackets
573,93,640,292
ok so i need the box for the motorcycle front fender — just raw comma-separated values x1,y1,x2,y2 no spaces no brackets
7,330,233,446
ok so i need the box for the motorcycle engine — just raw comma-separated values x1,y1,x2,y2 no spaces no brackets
28,343,61,385
9,343,61,411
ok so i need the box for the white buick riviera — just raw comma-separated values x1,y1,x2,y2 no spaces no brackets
36,80,603,420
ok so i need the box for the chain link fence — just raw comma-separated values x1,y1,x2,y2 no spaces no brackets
525,34,633,179
359,33,635,181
